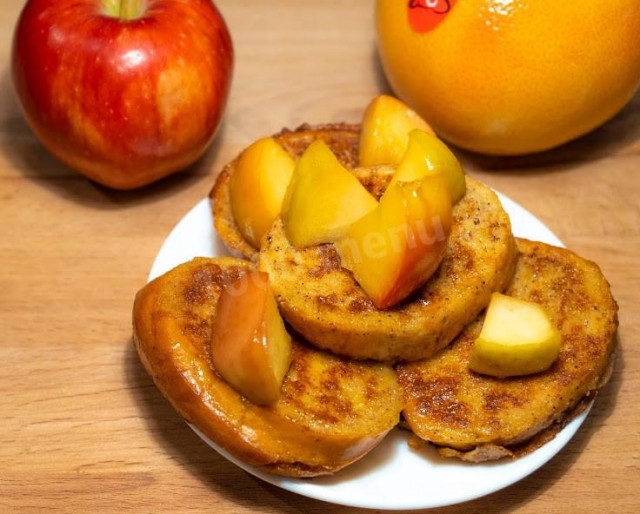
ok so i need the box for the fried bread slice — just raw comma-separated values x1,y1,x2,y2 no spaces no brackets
133,257,403,476
397,239,618,462
259,176,517,362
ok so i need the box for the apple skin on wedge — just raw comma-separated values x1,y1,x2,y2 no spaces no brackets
359,94,434,167
390,129,466,204
336,175,452,310
229,137,295,249
281,140,377,248
211,271,292,405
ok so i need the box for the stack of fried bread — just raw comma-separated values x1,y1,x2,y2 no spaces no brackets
133,97,618,477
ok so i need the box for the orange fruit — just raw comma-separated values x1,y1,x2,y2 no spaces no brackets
376,0,640,155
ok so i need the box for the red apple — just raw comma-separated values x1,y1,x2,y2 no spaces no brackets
12,0,233,189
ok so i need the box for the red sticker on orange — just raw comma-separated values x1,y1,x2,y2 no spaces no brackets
408,0,457,33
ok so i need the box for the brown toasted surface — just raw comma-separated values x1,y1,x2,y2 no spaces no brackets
133,257,403,477
210,124,363,261
259,176,517,362
397,239,618,461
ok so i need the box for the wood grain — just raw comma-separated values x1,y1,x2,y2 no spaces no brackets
1,1,638,512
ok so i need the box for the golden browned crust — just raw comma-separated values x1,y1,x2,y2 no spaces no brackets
397,239,619,461
210,124,362,261
133,257,404,477
259,176,517,362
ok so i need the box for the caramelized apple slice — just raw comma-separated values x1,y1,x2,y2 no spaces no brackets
282,140,378,248
211,271,292,405
359,95,434,167
470,293,562,378
229,138,296,248
390,129,466,203
336,175,452,310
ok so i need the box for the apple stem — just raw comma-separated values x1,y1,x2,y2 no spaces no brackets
120,0,145,20
103,0,147,21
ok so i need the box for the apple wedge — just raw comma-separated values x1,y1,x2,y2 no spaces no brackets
282,140,378,248
470,293,562,378
359,95,434,167
211,271,292,405
336,175,452,310
390,129,466,203
229,137,296,249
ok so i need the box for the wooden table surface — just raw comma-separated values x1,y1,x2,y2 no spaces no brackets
1,1,638,512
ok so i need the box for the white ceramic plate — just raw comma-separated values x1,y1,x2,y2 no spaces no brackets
148,192,591,511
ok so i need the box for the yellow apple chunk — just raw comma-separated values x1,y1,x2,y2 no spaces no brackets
282,140,378,248
470,293,562,378
336,175,452,310
211,271,292,405
229,137,296,249
390,129,466,203
359,94,435,167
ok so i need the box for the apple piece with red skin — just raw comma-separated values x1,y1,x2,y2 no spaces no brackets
336,175,453,310
211,270,292,406
12,0,233,189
